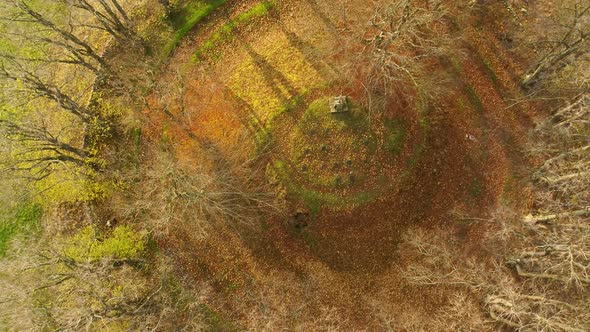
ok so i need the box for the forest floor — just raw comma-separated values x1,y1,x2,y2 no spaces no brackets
139,0,538,328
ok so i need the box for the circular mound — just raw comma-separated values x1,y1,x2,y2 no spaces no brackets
291,98,377,188
271,97,414,212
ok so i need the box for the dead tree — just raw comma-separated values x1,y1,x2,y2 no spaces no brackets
0,58,95,123
401,227,590,331
531,94,590,213
507,94,590,291
357,0,451,99
521,1,590,87
65,0,133,42
0,117,89,181
0,0,110,74
486,288,589,331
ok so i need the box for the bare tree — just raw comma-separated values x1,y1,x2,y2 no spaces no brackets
353,0,451,101
64,0,133,42
485,287,589,331
0,58,95,123
0,117,89,181
530,94,590,215
521,0,590,87
0,243,192,330
0,221,209,331
0,0,111,73
113,146,280,238
401,226,590,331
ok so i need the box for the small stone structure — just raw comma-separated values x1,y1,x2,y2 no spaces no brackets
330,95,350,113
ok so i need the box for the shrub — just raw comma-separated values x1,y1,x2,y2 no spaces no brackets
64,225,146,262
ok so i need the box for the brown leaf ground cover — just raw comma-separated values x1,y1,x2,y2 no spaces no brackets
139,0,539,329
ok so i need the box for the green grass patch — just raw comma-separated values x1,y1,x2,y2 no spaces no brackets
264,94,304,131
300,98,368,132
448,55,486,115
199,304,238,332
0,202,42,257
384,118,408,156
120,127,142,169
463,83,485,114
481,58,500,87
164,0,228,55
272,160,377,215
469,177,484,199
192,1,275,62
407,103,432,168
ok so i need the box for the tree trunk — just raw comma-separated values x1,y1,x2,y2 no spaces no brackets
524,208,590,224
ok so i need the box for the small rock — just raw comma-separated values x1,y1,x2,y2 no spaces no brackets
330,95,350,113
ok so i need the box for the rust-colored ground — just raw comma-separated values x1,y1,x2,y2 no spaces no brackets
142,0,537,329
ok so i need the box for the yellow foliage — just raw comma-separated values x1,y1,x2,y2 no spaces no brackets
64,225,147,262
227,29,325,126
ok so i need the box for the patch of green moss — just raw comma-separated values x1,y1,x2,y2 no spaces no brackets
0,202,42,257
469,177,484,199
192,1,275,62
281,94,304,113
165,0,228,55
384,118,408,156
199,304,238,332
463,83,485,114
481,58,499,87
272,160,377,215
262,94,304,133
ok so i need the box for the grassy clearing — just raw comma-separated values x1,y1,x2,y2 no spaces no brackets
165,0,228,55
192,1,275,62
264,97,386,214
0,202,42,257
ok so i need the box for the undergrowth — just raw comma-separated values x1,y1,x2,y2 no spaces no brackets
64,225,147,262
0,202,42,257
